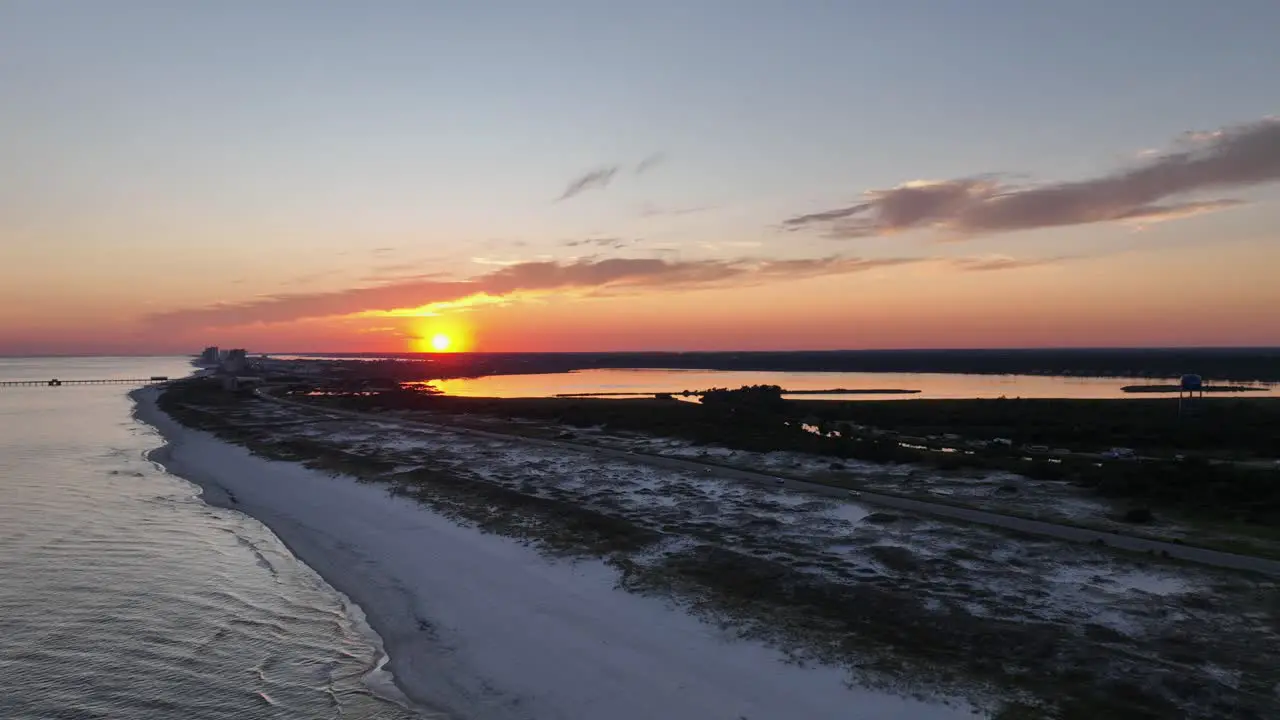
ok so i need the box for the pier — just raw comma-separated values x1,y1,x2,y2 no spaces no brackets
0,377,169,388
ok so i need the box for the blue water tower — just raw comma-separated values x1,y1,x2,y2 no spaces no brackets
1179,373,1203,417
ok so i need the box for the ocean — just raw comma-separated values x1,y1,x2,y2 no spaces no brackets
0,357,419,719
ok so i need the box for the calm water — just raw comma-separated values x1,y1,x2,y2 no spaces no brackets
430,368,1274,400
0,357,419,719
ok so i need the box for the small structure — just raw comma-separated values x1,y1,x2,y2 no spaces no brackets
220,375,265,393
1179,373,1203,416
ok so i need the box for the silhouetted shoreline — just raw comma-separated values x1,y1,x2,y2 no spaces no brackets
269,347,1280,383
1121,384,1267,394
554,388,922,398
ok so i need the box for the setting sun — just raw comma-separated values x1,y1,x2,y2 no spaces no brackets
409,320,470,353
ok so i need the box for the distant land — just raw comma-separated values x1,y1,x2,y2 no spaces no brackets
267,348,1280,383
554,389,922,398
1121,385,1266,394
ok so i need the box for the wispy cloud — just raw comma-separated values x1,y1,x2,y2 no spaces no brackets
782,203,871,227
470,256,535,267
369,262,420,274
557,166,620,201
753,256,922,278
563,237,636,249
559,153,667,201
144,254,943,330
640,203,716,218
1120,199,1244,229
699,240,763,251
784,118,1279,239
282,268,344,286
947,255,1072,272
360,264,455,283
634,152,666,175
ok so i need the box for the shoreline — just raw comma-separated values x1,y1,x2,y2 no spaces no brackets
132,389,439,718
130,387,972,720
261,347,1280,384
1120,384,1267,393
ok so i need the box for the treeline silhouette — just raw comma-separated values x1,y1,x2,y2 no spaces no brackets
700,384,787,411
795,397,1280,456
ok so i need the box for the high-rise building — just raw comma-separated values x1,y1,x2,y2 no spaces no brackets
223,348,248,374
199,346,219,365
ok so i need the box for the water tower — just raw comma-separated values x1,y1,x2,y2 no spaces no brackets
1179,373,1203,416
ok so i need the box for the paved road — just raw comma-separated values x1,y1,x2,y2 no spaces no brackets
255,390,1280,578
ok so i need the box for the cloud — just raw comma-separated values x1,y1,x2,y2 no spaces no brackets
340,246,400,258
754,256,922,278
699,240,763,251
635,152,666,175
282,268,344,286
361,265,454,283
369,262,420,274
557,166,619,201
144,255,928,331
781,203,872,227
563,237,636,249
784,118,1279,238
469,257,531,267
1119,199,1244,227
558,154,666,201
640,203,716,218
948,255,1071,272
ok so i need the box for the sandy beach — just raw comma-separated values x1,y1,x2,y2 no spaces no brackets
132,387,975,720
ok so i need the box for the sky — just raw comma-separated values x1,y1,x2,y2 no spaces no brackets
2,0,1278,355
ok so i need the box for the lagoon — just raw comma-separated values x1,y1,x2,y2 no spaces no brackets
428,368,1274,400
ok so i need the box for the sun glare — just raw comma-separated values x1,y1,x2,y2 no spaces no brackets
407,320,470,353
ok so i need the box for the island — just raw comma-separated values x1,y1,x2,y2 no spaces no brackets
1121,384,1269,394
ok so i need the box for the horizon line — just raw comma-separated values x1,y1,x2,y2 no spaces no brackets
5,345,1280,359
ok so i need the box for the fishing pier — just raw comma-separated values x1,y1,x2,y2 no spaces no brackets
0,377,169,388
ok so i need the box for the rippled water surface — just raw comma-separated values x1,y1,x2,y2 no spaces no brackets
0,357,418,719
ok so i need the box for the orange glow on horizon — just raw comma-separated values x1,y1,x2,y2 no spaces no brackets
6,238,1278,355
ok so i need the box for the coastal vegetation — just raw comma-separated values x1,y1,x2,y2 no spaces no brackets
797,396,1280,458
295,386,1280,527
153,377,1280,718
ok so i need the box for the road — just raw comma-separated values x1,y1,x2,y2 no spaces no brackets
254,389,1280,578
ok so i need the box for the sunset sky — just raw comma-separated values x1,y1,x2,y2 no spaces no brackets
2,1,1278,355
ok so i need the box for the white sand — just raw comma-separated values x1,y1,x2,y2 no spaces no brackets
134,389,974,720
